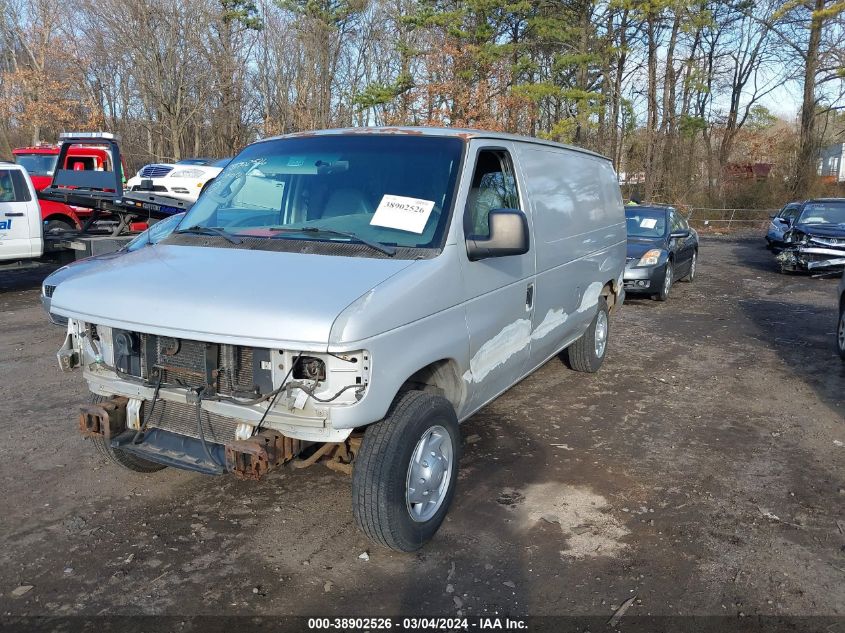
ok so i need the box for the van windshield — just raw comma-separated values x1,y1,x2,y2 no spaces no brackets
180,135,464,250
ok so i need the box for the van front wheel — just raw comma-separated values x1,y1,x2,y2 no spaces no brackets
565,296,610,373
89,394,166,473
352,391,460,552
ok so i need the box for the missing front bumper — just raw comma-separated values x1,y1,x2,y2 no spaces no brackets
78,395,303,479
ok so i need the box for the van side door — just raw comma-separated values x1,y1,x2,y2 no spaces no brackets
0,168,41,260
458,142,536,410
517,148,619,367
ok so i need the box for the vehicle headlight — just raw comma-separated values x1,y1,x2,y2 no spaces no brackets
638,249,662,266
785,230,808,244
170,169,204,178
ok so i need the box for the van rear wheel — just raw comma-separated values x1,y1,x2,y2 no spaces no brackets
565,296,610,373
352,391,460,552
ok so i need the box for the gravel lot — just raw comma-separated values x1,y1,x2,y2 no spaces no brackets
0,235,842,626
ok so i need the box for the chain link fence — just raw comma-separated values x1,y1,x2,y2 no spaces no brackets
683,207,777,232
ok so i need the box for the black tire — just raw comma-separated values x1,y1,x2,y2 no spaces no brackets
45,219,74,234
88,394,166,473
681,251,697,282
565,296,610,373
653,261,673,301
352,391,460,552
837,303,845,360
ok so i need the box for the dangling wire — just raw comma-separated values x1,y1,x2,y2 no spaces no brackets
132,370,162,445
253,352,303,436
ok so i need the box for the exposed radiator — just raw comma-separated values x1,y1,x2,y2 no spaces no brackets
141,334,267,396
147,399,241,445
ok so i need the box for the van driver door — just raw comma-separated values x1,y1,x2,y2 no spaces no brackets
458,141,536,412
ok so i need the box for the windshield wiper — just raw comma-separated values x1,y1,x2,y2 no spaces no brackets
175,225,242,245
269,227,396,256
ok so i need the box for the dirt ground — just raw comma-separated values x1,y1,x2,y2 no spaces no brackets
0,235,843,628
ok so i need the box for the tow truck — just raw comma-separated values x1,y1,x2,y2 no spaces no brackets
13,140,122,233
1,132,192,268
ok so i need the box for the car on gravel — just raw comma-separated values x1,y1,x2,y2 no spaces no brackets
766,201,802,250
622,205,699,301
41,213,185,325
777,198,845,274
49,127,626,551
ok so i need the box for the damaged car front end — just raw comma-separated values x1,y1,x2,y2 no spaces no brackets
776,199,845,274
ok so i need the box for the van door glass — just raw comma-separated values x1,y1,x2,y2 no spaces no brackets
465,150,519,238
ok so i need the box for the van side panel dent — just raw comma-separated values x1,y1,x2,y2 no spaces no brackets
531,308,569,340
578,281,605,312
463,318,532,384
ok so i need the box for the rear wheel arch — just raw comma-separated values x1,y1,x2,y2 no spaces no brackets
603,280,622,313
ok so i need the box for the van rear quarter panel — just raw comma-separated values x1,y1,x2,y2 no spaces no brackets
515,145,625,357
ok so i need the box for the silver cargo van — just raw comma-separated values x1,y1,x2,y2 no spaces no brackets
53,127,626,551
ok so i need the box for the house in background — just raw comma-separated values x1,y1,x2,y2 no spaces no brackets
817,143,845,182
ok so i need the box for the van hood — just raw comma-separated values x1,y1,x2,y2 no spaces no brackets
51,244,416,350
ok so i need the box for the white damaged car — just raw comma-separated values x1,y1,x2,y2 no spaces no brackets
126,158,230,202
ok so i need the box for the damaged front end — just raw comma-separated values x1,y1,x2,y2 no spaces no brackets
58,319,370,479
776,229,845,273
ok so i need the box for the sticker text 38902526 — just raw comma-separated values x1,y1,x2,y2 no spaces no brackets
370,195,435,234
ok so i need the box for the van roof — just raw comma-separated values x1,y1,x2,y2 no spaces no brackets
264,126,611,162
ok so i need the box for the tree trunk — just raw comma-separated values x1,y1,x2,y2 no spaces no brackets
644,13,659,201
794,0,825,198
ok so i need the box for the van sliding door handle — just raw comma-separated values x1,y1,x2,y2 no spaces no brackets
4,212,24,217
526,284,534,309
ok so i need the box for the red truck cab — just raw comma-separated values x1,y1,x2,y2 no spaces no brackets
12,144,118,233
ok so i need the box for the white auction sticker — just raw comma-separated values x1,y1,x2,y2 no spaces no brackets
640,218,657,229
370,195,436,234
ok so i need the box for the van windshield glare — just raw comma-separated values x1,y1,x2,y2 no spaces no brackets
180,135,464,250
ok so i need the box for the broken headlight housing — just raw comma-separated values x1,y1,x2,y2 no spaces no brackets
784,229,808,245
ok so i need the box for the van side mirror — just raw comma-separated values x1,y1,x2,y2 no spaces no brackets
669,229,690,239
466,209,530,261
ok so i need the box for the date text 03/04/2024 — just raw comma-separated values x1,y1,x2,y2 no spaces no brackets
306,617,528,630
